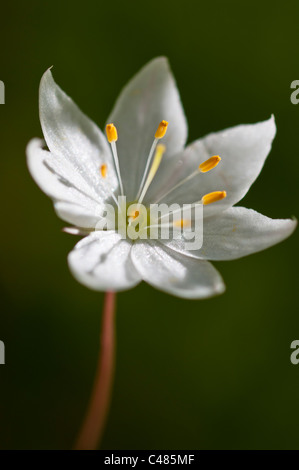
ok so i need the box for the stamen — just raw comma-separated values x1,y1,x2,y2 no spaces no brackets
127,209,141,227
202,191,226,205
158,190,226,225
199,155,221,173
136,121,169,200
155,120,168,139
138,144,166,204
105,123,124,195
159,204,190,222
154,155,221,203
173,219,191,228
146,190,227,231
99,161,119,207
100,164,107,178
128,208,140,220
106,123,118,143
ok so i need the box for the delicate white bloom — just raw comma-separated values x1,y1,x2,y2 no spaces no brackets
27,58,296,298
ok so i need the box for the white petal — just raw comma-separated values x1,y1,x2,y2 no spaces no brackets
161,207,297,261
131,241,225,299
107,57,188,199
39,69,118,194
27,138,107,204
54,201,104,228
27,138,72,201
62,227,91,236
27,139,106,226
149,116,276,216
68,231,141,291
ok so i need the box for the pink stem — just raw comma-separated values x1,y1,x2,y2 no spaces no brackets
74,291,116,450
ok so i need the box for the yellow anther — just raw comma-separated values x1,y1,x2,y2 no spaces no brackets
202,191,227,205
100,164,107,178
155,120,168,139
106,123,118,143
128,210,140,220
173,219,191,228
199,155,221,173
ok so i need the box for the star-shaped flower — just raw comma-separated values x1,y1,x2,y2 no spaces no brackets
27,57,296,298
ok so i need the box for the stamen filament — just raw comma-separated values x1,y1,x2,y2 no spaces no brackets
136,138,158,200
154,155,221,204
104,184,119,208
138,144,166,204
158,189,227,222
144,220,192,231
110,141,124,196
136,121,168,200
106,187,119,207
144,221,180,230
154,170,198,203
106,124,124,196
158,203,195,222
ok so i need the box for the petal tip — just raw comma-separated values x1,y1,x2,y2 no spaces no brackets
289,216,298,234
26,137,46,169
40,66,54,84
141,56,171,78
260,114,276,141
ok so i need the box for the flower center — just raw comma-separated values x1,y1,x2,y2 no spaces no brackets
99,120,227,240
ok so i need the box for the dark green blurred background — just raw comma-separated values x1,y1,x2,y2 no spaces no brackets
0,0,299,450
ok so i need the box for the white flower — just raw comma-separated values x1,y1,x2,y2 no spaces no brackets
27,57,296,299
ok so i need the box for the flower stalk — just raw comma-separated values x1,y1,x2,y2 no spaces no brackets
74,291,116,450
